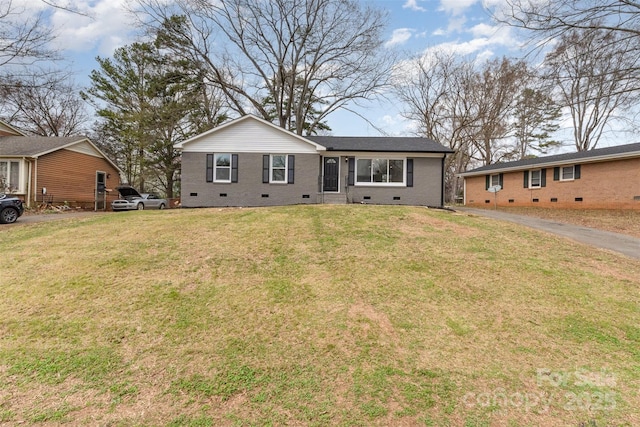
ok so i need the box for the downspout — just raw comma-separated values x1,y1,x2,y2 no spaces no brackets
34,157,38,206
25,157,31,208
440,155,446,207
463,177,466,206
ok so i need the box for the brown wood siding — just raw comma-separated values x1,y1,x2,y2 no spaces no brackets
464,157,640,210
32,149,121,208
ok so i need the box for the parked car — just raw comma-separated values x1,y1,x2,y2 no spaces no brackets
0,193,25,224
111,186,168,211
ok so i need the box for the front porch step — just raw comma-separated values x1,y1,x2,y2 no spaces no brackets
321,193,347,204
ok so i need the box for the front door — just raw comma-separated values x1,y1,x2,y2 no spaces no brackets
95,171,106,211
323,157,339,192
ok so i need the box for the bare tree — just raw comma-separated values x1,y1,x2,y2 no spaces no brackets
492,0,640,94
544,27,637,151
395,50,479,202
0,73,90,136
494,0,640,39
0,0,57,68
467,57,529,165
135,0,394,135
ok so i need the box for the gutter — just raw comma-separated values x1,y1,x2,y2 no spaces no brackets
441,156,446,207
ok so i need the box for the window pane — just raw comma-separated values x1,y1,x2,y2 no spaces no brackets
372,159,387,182
389,160,404,182
490,174,500,187
10,162,18,187
0,162,7,184
216,154,230,166
356,159,371,182
216,168,230,181
272,169,285,182
272,155,286,168
531,170,541,187
562,166,574,180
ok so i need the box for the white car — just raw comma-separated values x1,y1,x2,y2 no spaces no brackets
111,186,168,211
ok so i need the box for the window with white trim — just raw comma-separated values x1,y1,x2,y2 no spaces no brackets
0,160,20,192
560,165,574,181
530,169,541,188
214,153,231,182
490,173,500,187
355,158,405,185
270,154,287,183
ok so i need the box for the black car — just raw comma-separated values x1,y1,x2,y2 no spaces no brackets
0,193,25,224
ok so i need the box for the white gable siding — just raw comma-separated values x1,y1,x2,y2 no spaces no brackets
182,119,320,154
66,141,103,158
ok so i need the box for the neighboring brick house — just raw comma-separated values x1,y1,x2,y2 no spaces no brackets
459,142,640,209
176,115,453,207
0,120,122,210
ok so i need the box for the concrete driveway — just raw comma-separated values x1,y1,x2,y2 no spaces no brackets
455,207,640,260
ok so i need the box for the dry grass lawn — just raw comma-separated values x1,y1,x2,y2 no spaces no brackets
0,205,639,426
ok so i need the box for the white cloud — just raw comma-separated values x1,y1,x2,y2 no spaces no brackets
427,39,492,57
385,28,414,48
380,114,419,136
402,0,426,12
475,49,494,62
447,15,467,33
439,0,478,16
469,23,496,38
49,0,138,55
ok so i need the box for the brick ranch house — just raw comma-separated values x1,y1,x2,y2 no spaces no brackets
176,115,453,207
0,120,122,210
459,142,640,209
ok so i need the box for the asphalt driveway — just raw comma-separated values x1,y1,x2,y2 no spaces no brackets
7,211,109,225
456,207,640,260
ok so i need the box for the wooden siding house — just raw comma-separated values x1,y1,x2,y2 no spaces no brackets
459,142,640,209
0,121,122,210
176,115,453,207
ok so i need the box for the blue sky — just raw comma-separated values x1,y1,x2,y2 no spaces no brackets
34,0,523,136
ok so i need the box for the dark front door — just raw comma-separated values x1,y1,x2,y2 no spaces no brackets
323,157,339,192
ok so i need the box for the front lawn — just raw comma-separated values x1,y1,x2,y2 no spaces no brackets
0,205,638,426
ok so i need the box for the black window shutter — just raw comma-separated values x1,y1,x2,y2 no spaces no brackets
262,155,270,183
206,154,214,182
407,159,414,187
553,167,560,181
348,158,355,186
499,173,504,188
541,168,547,187
231,154,238,183
523,171,529,188
485,175,490,190
287,155,295,184
574,164,581,179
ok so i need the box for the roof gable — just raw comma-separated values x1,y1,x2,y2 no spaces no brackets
0,135,122,173
176,115,326,153
460,142,640,176
0,120,26,136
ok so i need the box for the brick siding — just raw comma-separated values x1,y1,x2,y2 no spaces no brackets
465,157,640,209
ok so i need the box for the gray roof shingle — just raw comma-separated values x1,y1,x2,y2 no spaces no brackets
307,136,453,153
0,136,86,156
461,142,640,176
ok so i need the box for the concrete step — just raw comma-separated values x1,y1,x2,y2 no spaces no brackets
321,193,347,204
